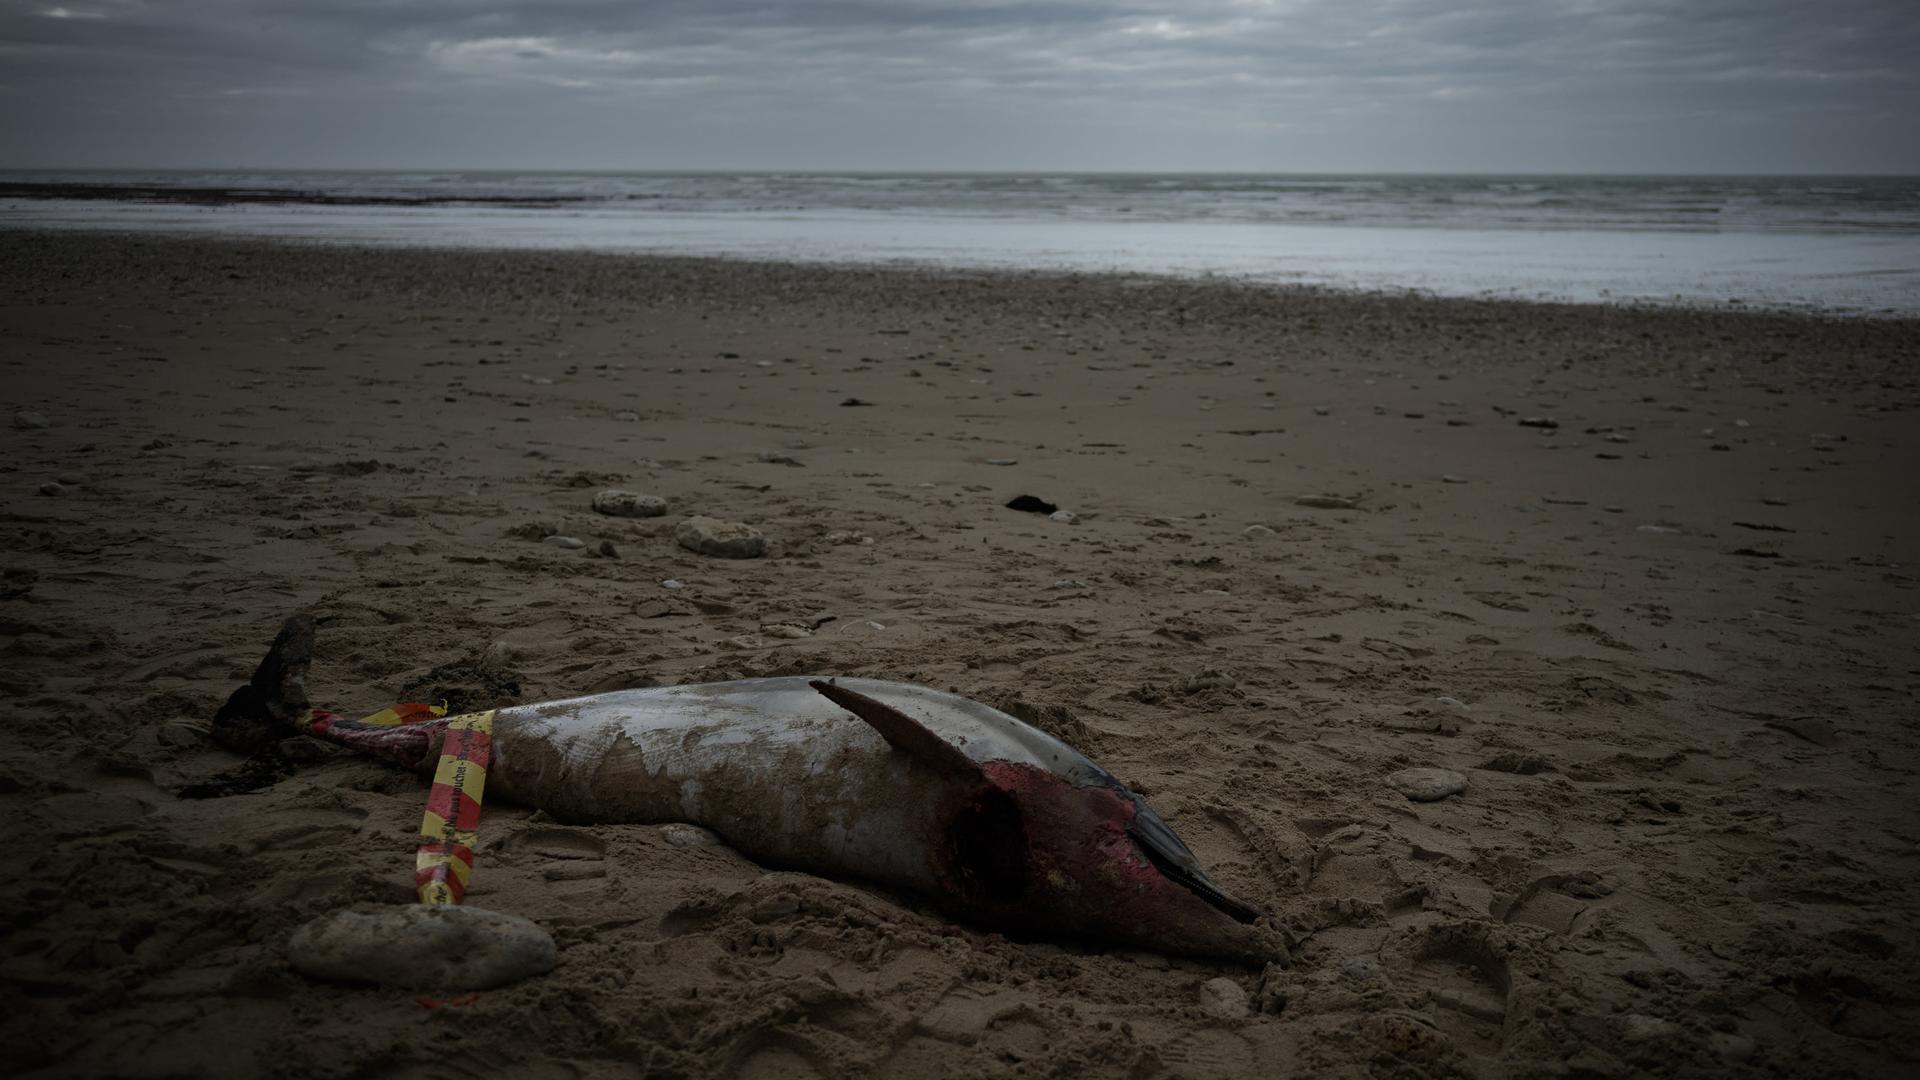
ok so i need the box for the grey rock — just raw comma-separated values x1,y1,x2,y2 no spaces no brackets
1518,416,1559,429
1341,957,1380,981
157,719,210,748
613,410,640,422
1709,1032,1756,1061
675,516,766,559
1242,524,1276,537
756,451,804,467
1049,510,1077,524
660,823,721,847
37,481,67,497
986,458,1017,466
1197,976,1249,1019
1183,669,1237,693
1295,495,1358,510
1386,767,1467,802
543,535,585,549
288,905,557,991
591,489,667,518
13,411,49,430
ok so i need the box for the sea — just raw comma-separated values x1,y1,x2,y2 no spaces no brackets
4,171,1918,315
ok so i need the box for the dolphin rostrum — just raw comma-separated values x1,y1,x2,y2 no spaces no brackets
217,616,1280,964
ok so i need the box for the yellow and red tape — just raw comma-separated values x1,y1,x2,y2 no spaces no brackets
414,710,494,906
297,700,497,905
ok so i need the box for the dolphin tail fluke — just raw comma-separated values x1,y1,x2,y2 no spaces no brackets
210,613,316,755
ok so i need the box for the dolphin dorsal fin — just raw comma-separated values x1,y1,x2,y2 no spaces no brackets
809,680,982,779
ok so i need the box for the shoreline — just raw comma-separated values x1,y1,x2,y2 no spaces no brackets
3,228,1917,1077
8,226,1920,331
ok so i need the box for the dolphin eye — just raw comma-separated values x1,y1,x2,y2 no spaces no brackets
944,788,1027,905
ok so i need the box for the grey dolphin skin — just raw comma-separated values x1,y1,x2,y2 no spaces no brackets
218,616,1281,964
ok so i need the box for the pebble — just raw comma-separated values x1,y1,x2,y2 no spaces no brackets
543,535,585,549
613,411,640,422
1197,977,1249,1020
287,905,557,991
675,516,766,559
1518,416,1559,429
1295,495,1358,510
1709,1032,1756,1062
1341,957,1380,981
1242,524,1276,537
986,458,1018,466
757,451,804,466
661,579,684,590
1183,669,1237,693
13,411,49,430
591,489,667,518
1620,1014,1684,1042
660,823,721,847
1385,767,1467,802
1049,510,1077,524
1636,524,1681,535
1312,406,1331,416
1441,475,1467,484
1051,578,1089,589
157,719,210,748
37,481,67,497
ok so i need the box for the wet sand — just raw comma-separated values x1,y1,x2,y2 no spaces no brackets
2,230,1917,1078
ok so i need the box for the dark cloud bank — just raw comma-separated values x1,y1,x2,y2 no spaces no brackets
2,1,1915,172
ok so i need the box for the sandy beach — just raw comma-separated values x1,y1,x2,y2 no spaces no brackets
3,230,1917,1078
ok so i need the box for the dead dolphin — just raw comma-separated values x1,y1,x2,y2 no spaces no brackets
218,616,1278,963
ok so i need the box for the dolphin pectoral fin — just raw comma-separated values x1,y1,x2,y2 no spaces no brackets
1126,816,1264,924
809,679,983,779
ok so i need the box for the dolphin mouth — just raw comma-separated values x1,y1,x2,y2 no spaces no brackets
1125,815,1263,924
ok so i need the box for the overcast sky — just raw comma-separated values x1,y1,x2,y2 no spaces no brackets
2,1,1915,173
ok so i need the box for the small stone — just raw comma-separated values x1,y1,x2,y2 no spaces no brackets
1636,524,1681,535
1385,767,1467,802
13,411,49,430
1049,510,1077,523
37,481,67,497
1183,669,1237,693
1518,416,1559,429
1709,1033,1756,1061
675,516,766,559
288,905,557,991
1197,976,1249,1020
757,451,804,466
597,540,619,558
1051,578,1089,589
1341,957,1380,981
543,535,585,549
591,489,667,518
486,641,515,665
1295,495,1358,510
986,458,1018,466
157,719,210,748
1242,524,1276,537
660,579,684,590
1620,1014,1684,1042
613,410,640,422
1441,475,1467,484
660,823,721,847
1312,406,1331,416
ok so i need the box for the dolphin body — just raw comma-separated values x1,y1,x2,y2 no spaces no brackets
219,617,1279,964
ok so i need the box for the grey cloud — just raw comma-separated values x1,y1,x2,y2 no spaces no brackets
1,1,1915,171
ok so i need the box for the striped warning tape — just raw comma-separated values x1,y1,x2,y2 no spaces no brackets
414,710,495,906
